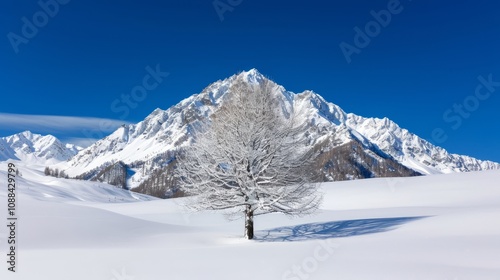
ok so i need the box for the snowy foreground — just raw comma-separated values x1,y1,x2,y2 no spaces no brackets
1,163,499,280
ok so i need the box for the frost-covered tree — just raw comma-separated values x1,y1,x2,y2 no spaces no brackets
176,77,322,239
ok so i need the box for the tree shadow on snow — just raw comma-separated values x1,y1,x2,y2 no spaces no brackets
256,216,427,242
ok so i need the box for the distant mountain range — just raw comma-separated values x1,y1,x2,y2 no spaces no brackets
0,131,81,165
2,69,499,197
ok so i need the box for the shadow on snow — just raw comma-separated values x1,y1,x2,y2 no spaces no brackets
256,216,427,242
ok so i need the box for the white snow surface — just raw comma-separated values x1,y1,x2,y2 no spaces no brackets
0,162,499,279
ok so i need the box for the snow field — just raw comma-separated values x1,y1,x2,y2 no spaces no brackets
0,163,499,279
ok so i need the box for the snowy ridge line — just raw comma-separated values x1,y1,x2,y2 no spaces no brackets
346,114,500,174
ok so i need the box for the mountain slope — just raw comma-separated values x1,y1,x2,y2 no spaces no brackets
54,69,499,196
0,131,81,165
346,115,500,174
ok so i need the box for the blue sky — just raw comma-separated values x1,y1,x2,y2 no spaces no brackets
1,0,499,162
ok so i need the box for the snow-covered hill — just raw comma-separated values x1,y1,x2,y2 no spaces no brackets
53,69,499,195
0,131,81,165
1,163,499,280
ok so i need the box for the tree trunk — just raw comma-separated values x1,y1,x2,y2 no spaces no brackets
244,205,254,240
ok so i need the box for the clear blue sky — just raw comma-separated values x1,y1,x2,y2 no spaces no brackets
1,0,499,162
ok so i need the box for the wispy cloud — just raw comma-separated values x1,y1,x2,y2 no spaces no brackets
0,113,131,147
60,137,101,148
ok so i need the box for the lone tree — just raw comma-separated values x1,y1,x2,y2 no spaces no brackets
176,77,322,239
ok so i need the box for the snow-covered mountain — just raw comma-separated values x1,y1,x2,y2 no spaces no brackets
52,69,500,196
346,115,500,174
0,131,82,165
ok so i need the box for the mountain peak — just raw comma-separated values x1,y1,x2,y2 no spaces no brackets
20,130,34,138
243,68,261,76
235,68,266,84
